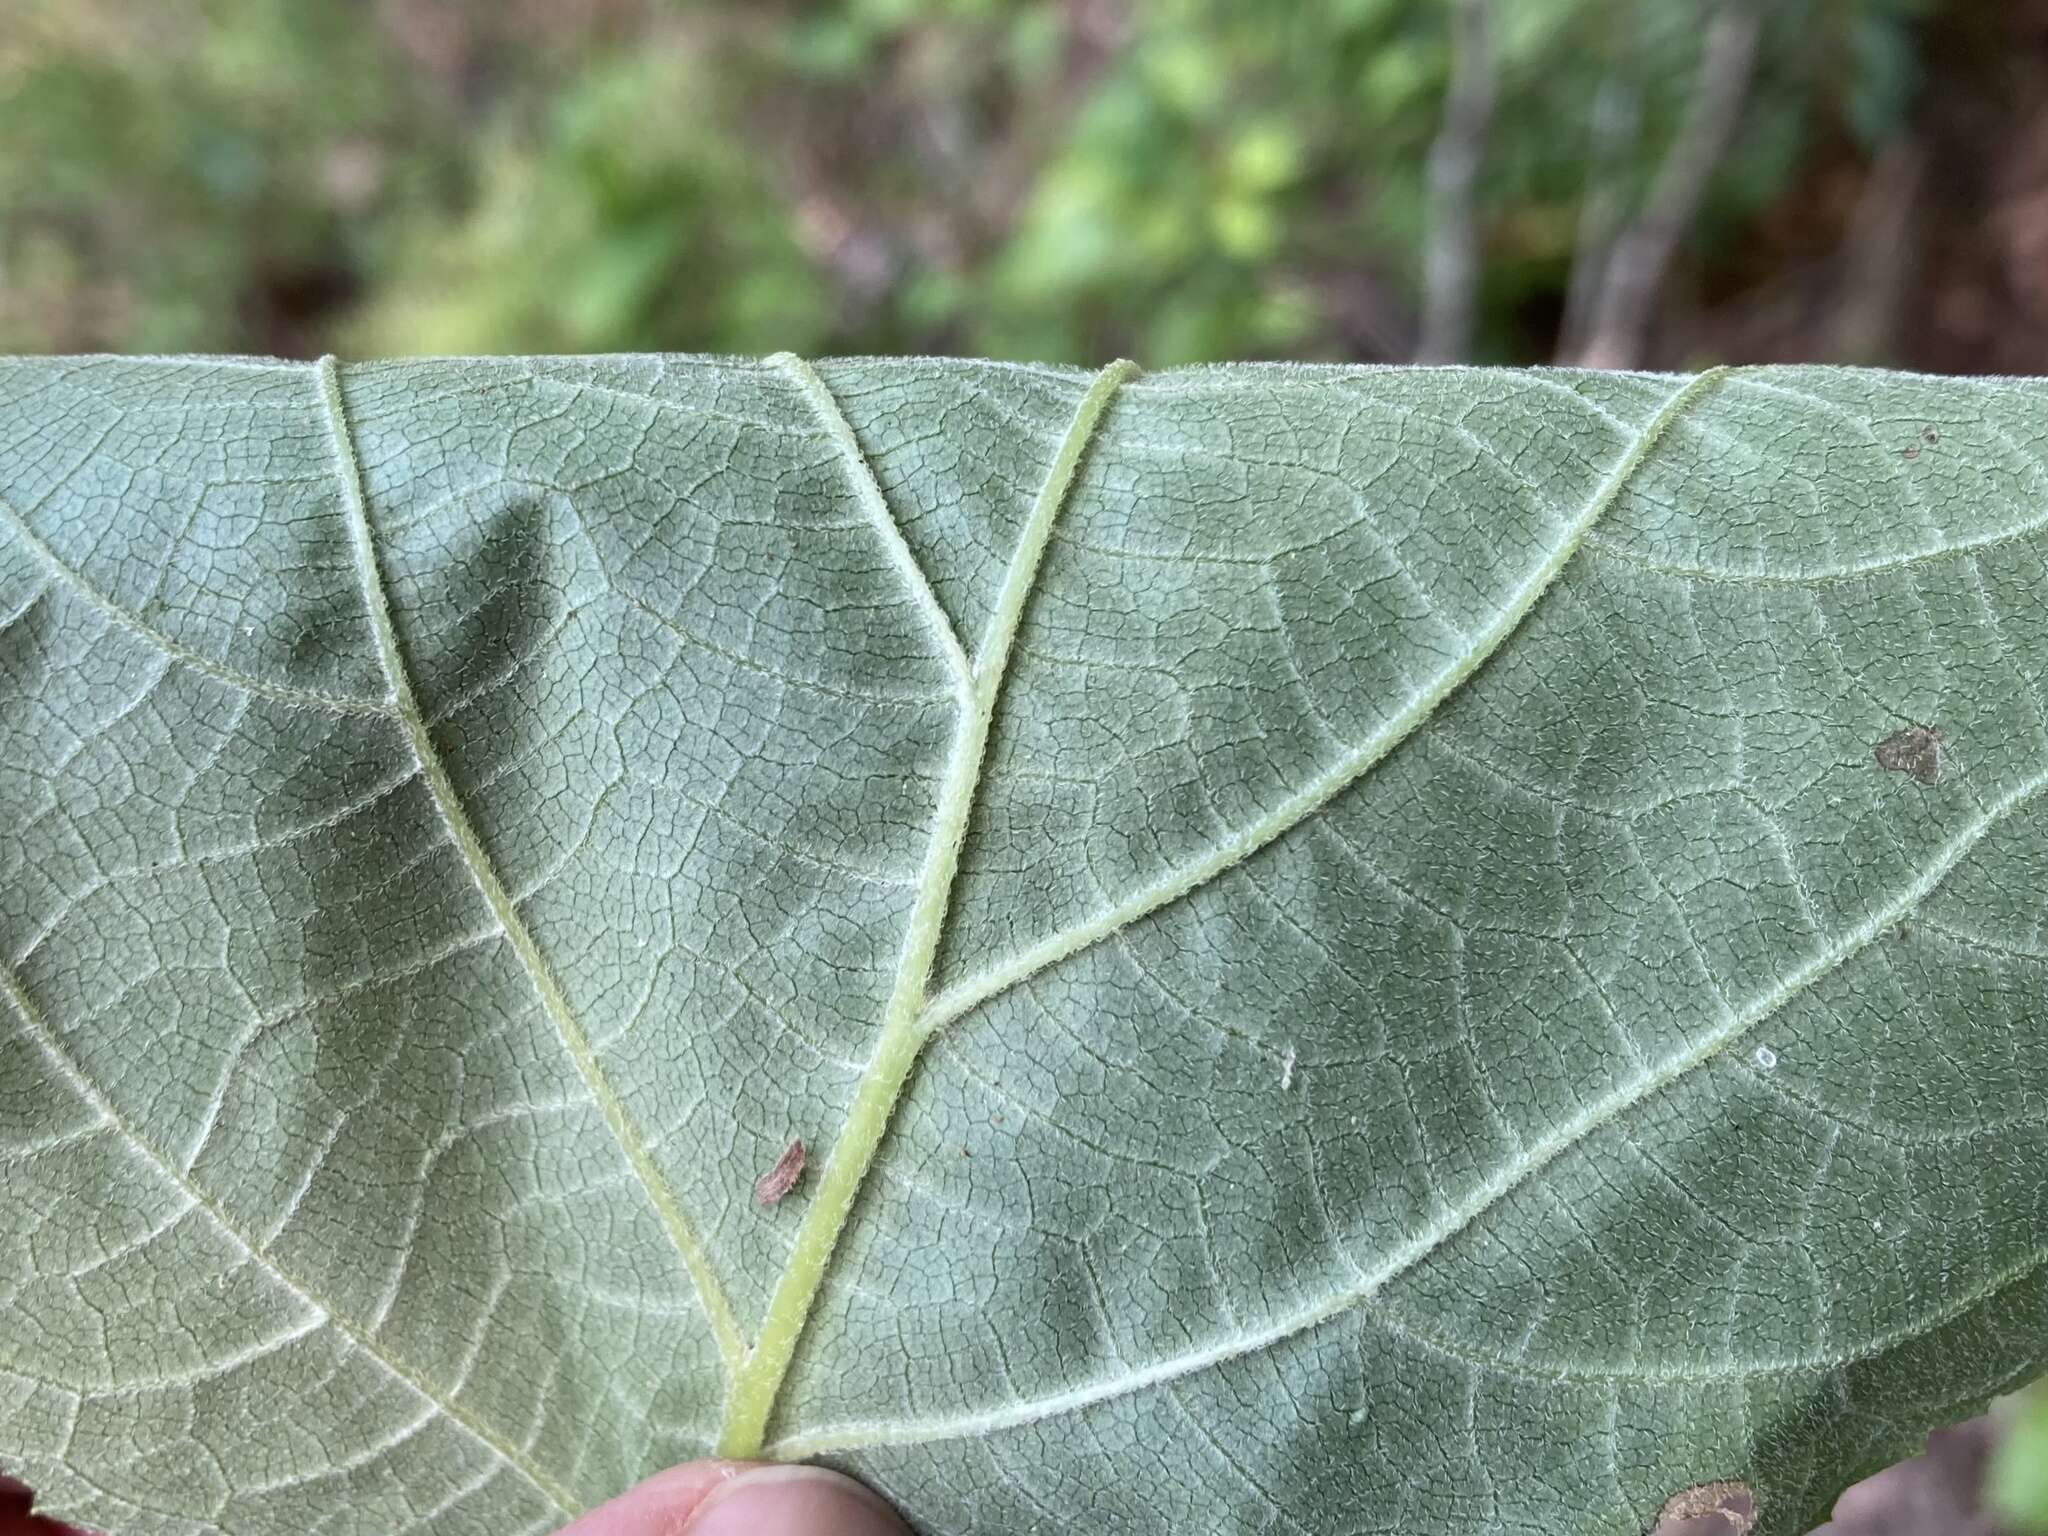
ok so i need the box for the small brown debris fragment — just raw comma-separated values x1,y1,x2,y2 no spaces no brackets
1923,425,1940,444
1902,444,1921,460
1654,1480,1755,1535
1874,724,1943,785
754,1137,806,1205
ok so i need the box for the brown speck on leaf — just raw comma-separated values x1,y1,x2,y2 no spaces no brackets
754,1137,805,1205
1902,444,1922,460
1923,425,1940,444
1653,1479,1755,1535
1875,724,1943,785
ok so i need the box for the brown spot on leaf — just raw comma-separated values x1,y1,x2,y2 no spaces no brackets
1903,444,1922,460
1654,1480,1756,1535
1923,425,1940,444
1874,724,1943,785
753,1137,806,1205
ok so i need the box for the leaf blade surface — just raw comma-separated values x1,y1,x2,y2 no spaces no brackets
2,356,2045,1536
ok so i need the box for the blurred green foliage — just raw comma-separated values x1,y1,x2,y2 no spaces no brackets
0,0,1940,363
1992,1379,2048,1533
1,0,2043,1519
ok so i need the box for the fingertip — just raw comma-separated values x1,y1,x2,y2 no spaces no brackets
558,1461,909,1536
556,1460,748,1535
683,1465,910,1536
0,1473,88,1536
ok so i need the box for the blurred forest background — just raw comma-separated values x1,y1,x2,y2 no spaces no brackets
6,0,2048,373
1,0,2047,1532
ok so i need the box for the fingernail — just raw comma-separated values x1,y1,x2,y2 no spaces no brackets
682,1464,908,1536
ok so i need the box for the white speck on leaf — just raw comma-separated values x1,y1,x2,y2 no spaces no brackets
1279,1046,1296,1090
1753,1045,1778,1071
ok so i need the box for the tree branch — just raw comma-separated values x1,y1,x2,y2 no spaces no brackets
1556,73,1641,362
1829,136,1927,364
1416,0,1499,363
1570,0,1762,370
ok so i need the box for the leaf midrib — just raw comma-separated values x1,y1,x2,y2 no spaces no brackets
712,358,1142,1456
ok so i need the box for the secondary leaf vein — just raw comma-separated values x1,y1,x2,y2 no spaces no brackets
314,356,748,1374
0,961,578,1518
921,366,1731,1037
770,757,2048,1455
772,351,976,700
0,490,394,716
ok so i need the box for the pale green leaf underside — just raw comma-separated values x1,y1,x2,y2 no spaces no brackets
2,355,2045,1536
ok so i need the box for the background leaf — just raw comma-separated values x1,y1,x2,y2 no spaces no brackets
1989,1378,2048,1532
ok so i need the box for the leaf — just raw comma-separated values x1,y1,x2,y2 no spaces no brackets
2,354,2045,1536
1990,1378,2048,1532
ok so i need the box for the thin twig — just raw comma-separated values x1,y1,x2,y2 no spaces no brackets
1416,0,1499,363
1572,0,1763,370
1556,72,1641,362
1829,136,1927,364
